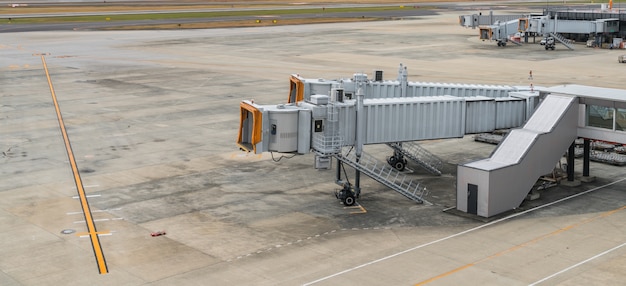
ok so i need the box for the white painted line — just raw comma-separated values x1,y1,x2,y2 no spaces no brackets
66,208,121,215
79,233,114,238
529,241,626,286
73,218,123,224
72,194,101,199
442,206,456,212
70,185,99,189
302,178,626,286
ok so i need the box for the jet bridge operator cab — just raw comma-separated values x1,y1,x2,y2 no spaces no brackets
237,73,347,156
237,100,312,155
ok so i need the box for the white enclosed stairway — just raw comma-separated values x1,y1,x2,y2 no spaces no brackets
457,94,579,217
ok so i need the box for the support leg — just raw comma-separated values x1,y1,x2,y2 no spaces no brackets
567,142,575,181
583,139,590,177
335,157,342,184
355,169,361,198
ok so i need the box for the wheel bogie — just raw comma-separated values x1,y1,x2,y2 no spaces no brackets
336,184,356,206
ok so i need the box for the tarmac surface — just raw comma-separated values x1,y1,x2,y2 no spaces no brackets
1,7,626,286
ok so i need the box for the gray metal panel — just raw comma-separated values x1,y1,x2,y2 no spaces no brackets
267,108,299,153
297,109,311,154
366,81,402,99
304,80,333,101
495,97,526,129
548,19,597,34
361,96,465,144
407,82,515,98
336,103,356,146
303,77,517,100
465,97,496,134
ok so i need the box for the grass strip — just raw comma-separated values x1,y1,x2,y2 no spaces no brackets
3,6,428,24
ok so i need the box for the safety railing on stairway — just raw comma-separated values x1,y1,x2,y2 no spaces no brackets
549,32,575,50
335,147,428,204
388,142,443,176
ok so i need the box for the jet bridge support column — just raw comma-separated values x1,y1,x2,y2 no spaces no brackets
354,87,365,199
567,141,575,181
583,139,590,177
580,138,595,183
334,86,365,206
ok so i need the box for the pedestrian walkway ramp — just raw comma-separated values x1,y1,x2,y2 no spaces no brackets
387,142,443,176
456,94,579,217
335,148,428,204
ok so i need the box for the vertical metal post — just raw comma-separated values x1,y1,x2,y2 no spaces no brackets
554,13,558,34
336,157,342,184
354,86,365,197
397,64,408,98
583,138,590,177
567,141,575,181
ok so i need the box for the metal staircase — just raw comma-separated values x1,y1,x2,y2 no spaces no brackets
549,32,575,50
335,147,428,204
387,142,443,176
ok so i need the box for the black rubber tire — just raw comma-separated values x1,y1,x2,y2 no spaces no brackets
343,195,355,206
394,161,406,171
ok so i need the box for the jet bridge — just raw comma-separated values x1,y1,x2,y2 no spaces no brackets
237,65,540,206
479,18,524,46
475,12,620,49
460,12,526,29
237,65,626,217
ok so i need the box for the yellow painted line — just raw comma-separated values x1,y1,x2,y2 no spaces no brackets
41,55,109,274
344,204,367,214
414,205,626,286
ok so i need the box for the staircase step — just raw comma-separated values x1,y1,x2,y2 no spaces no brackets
550,32,575,50
335,148,427,203
388,142,443,176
